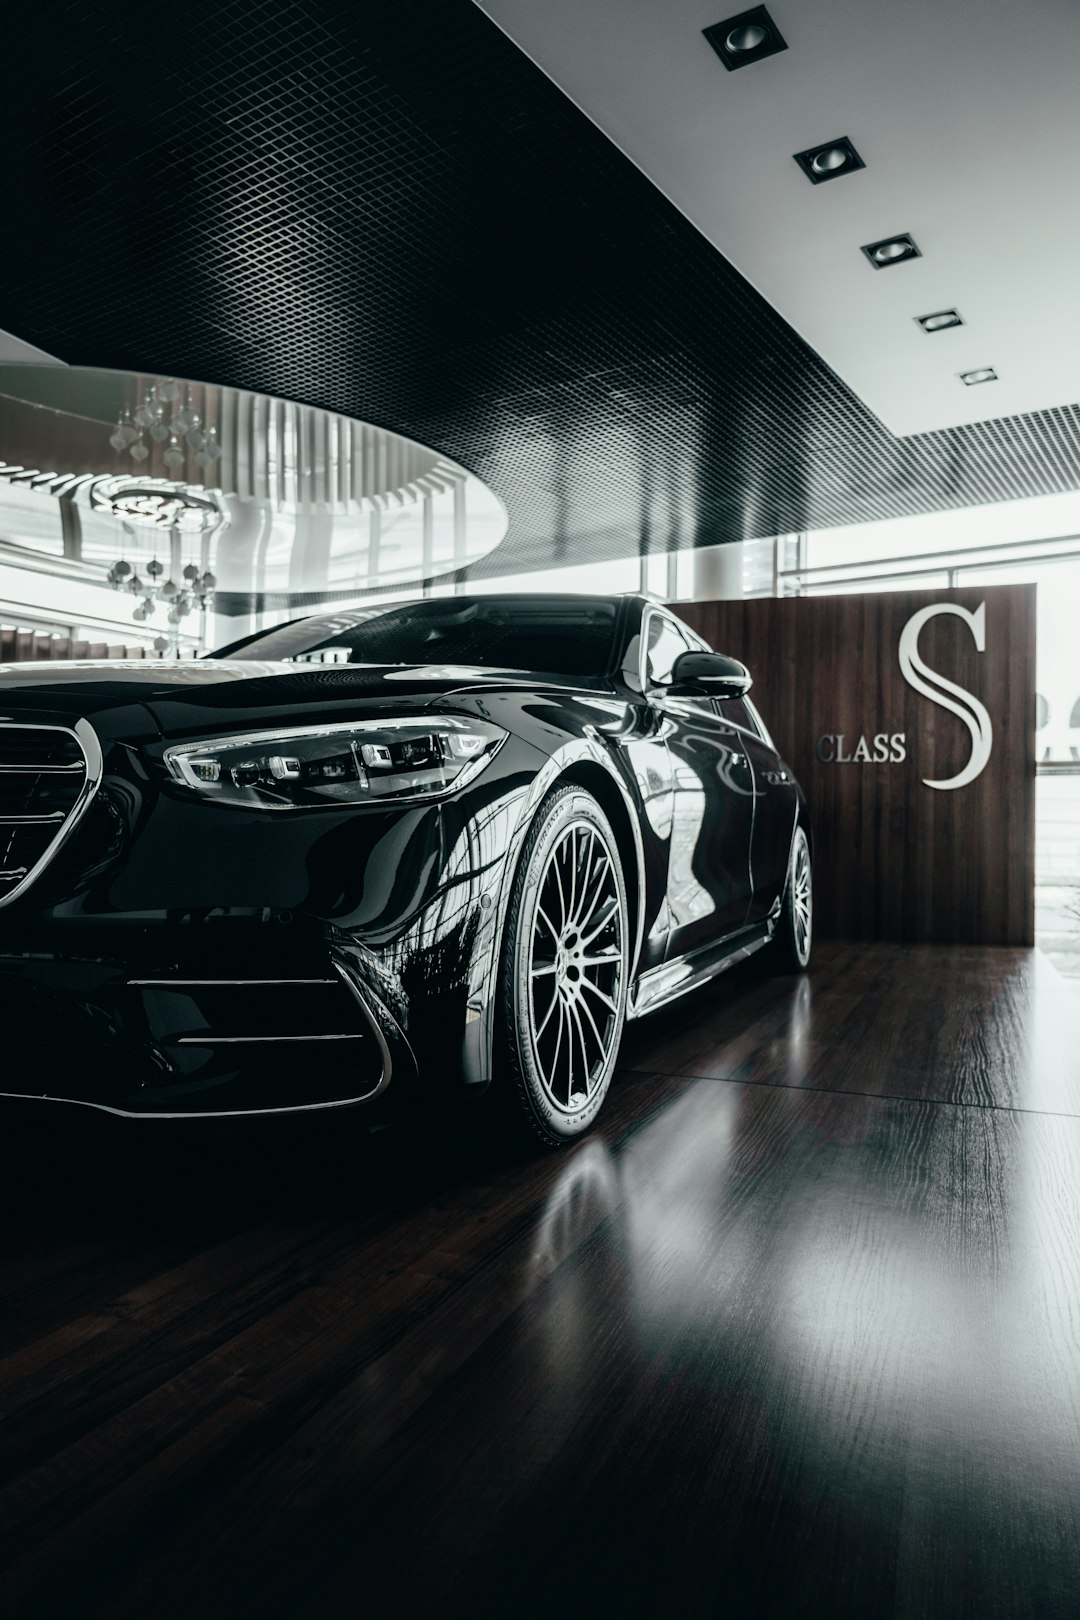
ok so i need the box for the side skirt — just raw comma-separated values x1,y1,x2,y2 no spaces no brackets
627,919,775,1020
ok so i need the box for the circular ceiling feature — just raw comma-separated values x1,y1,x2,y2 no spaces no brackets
0,365,508,632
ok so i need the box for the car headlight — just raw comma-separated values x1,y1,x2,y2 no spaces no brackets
163,716,505,810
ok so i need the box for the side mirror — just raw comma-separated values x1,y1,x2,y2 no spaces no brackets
668,650,753,698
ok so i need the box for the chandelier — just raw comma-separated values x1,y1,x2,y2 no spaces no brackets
109,379,223,473
93,478,221,631
106,555,217,626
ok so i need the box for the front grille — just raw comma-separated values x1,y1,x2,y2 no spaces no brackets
0,722,98,906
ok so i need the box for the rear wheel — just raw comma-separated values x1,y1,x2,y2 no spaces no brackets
496,786,629,1147
765,825,812,973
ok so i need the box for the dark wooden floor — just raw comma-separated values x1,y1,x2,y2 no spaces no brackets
2,942,1080,1618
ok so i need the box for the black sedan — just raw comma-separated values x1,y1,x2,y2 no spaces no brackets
0,593,811,1144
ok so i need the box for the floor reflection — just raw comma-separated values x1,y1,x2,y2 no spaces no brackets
510,1064,1080,1618
2,944,1080,1617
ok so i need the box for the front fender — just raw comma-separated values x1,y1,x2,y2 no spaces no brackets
460,730,650,1090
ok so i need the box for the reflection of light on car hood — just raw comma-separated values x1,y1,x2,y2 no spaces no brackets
0,658,608,692
0,658,297,685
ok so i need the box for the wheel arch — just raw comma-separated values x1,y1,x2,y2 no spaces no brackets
557,759,644,983
796,802,814,860
464,748,647,1093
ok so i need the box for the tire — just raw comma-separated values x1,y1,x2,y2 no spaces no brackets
765,824,813,973
495,785,629,1147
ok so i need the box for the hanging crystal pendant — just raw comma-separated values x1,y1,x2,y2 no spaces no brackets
158,378,181,404
186,426,206,452
109,428,127,451
149,420,170,443
146,558,163,579
162,436,185,473
175,391,200,434
133,388,162,429
204,426,222,461
115,411,139,449
129,437,149,462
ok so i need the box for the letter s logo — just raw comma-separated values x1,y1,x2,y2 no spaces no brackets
898,602,993,790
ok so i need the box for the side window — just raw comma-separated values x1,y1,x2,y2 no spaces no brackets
645,613,695,687
645,612,720,717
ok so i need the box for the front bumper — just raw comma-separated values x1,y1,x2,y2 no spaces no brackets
0,742,538,1120
0,923,404,1117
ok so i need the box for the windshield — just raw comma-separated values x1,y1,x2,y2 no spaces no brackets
214,595,619,678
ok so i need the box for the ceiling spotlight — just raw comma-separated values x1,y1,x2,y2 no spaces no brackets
703,6,788,70
960,367,998,386
861,233,921,269
794,137,865,185
916,309,963,333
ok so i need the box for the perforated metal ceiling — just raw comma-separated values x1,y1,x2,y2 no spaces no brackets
2,0,1079,582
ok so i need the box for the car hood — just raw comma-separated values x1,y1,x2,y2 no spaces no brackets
0,658,610,739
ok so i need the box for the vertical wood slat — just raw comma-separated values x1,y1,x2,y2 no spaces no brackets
675,585,1035,947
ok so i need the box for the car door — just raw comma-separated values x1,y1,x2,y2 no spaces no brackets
715,694,799,926
644,610,755,962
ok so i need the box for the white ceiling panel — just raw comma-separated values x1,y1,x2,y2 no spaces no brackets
476,0,1080,437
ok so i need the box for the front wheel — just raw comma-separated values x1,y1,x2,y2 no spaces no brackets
496,786,629,1147
766,825,813,973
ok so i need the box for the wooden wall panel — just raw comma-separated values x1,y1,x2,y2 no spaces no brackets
676,586,1035,946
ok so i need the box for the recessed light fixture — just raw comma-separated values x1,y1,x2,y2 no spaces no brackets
960,367,998,386
916,309,963,333
793,137,865,184
703,6,788,70
861,233,921,269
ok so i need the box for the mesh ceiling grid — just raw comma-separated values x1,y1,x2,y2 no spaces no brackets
1,0,1079,583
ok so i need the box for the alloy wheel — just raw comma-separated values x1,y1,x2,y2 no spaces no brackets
526,818,625,1112
792,833,812,963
